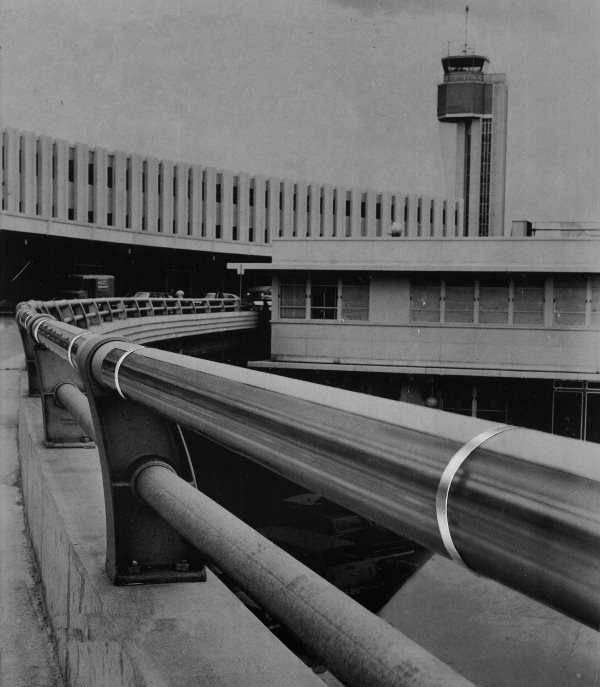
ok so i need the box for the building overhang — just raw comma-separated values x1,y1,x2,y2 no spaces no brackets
229,237,600,274
249,359,600,382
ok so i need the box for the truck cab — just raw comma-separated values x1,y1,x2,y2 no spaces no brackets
59,274,115,299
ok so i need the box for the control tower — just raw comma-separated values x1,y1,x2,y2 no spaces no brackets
437,52,508,236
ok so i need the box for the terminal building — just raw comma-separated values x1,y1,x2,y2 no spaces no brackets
236,51,600,444
1,48,597,443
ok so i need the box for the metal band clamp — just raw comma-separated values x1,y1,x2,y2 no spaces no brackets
22,312,36,329
31,317,53,344
114,346,145,399
436,424,516,566
67,332,89,369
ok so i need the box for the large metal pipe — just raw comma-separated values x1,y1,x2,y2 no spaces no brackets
18,311,600,629
93,344,600,630
134,462,475,687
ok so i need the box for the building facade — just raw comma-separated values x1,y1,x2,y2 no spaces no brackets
241,227,600,443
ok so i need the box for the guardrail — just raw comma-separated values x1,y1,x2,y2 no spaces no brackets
31,295,241,328
15,301,600,686
18,296,252,397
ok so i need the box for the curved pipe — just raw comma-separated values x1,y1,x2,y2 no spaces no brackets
17,307,600,629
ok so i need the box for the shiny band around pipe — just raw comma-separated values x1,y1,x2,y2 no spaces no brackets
436,425,517,566
67,332,89,369
31,317,53,344
114,346,145,399
23,312,36,329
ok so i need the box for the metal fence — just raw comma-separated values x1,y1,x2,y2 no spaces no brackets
15,301,600,686
30,295,241,328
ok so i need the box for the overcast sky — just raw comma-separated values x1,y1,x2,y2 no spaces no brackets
2,0,599,224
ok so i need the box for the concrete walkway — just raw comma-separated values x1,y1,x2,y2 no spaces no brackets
0,316,63,686
381,554,600,686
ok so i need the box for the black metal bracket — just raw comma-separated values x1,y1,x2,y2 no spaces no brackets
16,307,42,396
19,311,94,447
75,335,206,585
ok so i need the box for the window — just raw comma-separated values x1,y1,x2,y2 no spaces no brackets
478,119,492,236
280,282,305,319
554,277,586,327
513,277,544,325
479,277,508,324
410,281,441,323
445,279,474,323
278,274,369,321
341,277,369,321
311,277,338,320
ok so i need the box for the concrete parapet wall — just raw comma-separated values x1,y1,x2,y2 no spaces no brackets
18,375,324,687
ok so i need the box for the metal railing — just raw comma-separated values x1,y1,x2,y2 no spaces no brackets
31,295,241,329
15,301,600,685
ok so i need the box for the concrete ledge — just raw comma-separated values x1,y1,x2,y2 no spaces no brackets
18,375,324,687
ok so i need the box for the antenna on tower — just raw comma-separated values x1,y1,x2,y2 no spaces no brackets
463,5,469,54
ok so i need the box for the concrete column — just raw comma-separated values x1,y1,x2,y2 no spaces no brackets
93,147,108,226
432,197,444,237
174,162,189,235
280,179,294,238
159,160,174,234
237,172,250,243
128,154,143,232
307,184,319,238
253,175,266,243
3,128,20,213
406,194,418,236
333,186,347,238
220,169,233,241
203,167,217,240
295,180,308,238
188,164,203,237
53,139,69,221
74,142,89,224
365,190,376,237
266,176,280,244
321,184,333,238
144,157,159,233
37,135,53,218
21,131,37,215
379,191,391,237
349,187,361,238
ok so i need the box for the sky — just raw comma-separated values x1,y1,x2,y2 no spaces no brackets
2,0,599,224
